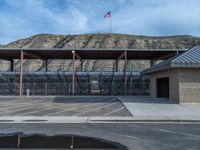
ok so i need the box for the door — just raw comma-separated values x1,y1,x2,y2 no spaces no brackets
156,77,169,98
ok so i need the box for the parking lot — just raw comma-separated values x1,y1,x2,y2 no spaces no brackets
0,96,132,117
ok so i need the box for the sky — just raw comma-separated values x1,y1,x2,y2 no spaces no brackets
0,0,200,44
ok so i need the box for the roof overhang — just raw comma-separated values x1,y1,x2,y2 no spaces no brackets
0,48,187,60
141,46,200,75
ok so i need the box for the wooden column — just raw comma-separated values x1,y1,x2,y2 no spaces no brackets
45,59,48,72
72,51,75,95
115,60,118,72
10,59,14,71
124,51,127,96
150,60,154,67
20,50,24,96
81,60,83,72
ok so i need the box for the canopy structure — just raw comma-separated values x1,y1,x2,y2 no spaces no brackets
0,47,188,96
0,48,187,60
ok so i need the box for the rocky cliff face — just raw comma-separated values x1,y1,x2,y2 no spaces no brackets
4,33,200,49
1,33,200,72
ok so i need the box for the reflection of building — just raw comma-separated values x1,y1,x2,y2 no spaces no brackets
142,46,200,103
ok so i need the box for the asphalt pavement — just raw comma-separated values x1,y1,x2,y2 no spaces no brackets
0,123,200,150
0,96,131,117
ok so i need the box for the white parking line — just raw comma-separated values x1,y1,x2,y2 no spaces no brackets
0,99,54,111
45,99,116,116
74,103,117,116
0,98,85,115
17,99,103,116
0,100,60,114
0,98,51,105
103,107,125,116
0,98,95,115
21,98,111,116
126,124,200,138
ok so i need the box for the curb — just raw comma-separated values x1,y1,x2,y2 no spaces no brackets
0,116,200,123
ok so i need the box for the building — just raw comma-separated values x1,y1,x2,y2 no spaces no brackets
0,47,187,96
142,46,200,103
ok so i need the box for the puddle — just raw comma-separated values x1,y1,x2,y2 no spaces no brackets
0,133,128,149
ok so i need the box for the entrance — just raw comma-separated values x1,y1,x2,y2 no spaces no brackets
156,77,169,98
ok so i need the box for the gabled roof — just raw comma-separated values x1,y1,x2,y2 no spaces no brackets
142,46,200,74
171,46,200,66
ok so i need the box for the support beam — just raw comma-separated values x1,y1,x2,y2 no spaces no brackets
81,60,83,72
45,59,48,72
20,50,24,96
10,59,14,71
150,60,155,67
72,50,75,95
152,52,176,61
115,60,118,72
130,73,133,95
88,73,91,95
23,51,44,59
74,51,82,71
124,51,127,96
75,52,81,60
111,73,115,95
71,50,81,95
115,51,126,72
117,52,125,61
100,72,102,95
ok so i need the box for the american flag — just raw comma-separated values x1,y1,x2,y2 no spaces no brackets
104,11,111,18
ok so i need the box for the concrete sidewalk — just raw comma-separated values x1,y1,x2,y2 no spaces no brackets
118,96,200,121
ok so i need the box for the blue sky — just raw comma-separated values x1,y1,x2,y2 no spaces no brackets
0,0,200,44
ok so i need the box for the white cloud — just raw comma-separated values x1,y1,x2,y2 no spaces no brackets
0,0,200,44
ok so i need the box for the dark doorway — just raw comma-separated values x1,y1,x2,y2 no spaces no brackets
156,77,169,98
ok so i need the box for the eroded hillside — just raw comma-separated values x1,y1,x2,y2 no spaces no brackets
1,33,200,72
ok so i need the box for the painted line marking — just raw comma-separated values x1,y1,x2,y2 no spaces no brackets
74,103,117,116
126,124,200,138
18,98,103,116
0,101,64,115
21,97,112,116
46,99,116,116
0,97,104,115
103,107,125,116
0,99,55,111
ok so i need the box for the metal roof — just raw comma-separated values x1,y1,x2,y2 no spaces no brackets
0,48,187,60
171,46,200,66
142,46,200,74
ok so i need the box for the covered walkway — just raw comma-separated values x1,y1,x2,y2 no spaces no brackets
0,48,186,96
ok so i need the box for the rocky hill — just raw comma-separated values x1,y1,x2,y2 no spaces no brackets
1,33,200,72
3,33,200,49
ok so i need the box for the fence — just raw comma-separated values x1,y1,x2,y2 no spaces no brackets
0,72,150,96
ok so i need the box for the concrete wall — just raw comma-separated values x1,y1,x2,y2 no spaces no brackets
150,68,200,103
